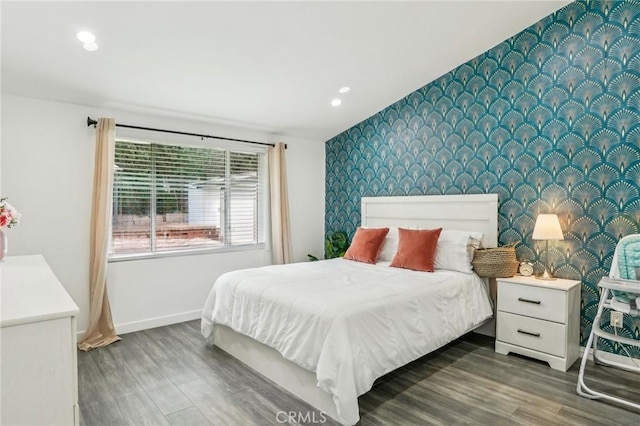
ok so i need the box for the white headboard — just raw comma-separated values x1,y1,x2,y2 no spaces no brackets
361,194,498,248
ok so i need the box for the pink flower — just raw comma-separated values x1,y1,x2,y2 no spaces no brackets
0,197,20,229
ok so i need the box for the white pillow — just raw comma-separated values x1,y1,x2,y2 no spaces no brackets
435,230,483,273
378,227,399,262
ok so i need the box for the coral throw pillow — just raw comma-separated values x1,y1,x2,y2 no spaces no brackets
390,227,443,272
343,227,390,264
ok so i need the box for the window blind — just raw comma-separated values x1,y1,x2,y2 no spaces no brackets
111,140,264,257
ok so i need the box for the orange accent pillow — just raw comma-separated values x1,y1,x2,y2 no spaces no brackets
390,228,443,272
343,227,390,264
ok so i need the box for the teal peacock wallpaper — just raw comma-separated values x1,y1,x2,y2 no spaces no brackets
325,0,640,352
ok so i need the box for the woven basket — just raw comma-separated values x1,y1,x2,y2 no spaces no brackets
472,245,519,278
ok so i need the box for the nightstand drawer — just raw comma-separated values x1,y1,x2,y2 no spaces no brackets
497,312,566,357
498,281,566,323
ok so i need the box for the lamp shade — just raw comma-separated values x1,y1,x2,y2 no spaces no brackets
532,214,564,240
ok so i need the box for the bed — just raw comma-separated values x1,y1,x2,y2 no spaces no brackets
201,194,498,425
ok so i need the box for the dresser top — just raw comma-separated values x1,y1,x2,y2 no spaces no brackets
0,255,79,327
497,275,581,291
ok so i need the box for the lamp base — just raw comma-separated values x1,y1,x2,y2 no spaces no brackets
536,268,557,281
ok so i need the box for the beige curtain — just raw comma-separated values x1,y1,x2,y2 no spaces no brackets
269,142,293,264
78,118,121,351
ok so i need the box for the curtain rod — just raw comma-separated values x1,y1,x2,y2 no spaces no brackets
87,117,279,148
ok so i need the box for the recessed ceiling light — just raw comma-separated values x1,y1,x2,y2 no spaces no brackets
338,86,350,94
83,42,99,52
77,31,96,44
331,98,342,107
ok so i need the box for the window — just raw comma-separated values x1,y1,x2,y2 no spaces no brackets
111,139,265,258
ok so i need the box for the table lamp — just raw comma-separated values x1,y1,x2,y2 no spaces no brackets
532,213,564,280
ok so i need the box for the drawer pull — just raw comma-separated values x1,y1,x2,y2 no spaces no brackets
517,329,541,337
518,297,541,305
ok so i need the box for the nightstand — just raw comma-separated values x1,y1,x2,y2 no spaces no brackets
495,275,581,371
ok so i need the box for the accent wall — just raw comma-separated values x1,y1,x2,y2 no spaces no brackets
325,0,640,350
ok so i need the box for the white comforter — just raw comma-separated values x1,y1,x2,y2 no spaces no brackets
201,258,492,425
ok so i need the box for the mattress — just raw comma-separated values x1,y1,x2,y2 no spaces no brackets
201,258,493,424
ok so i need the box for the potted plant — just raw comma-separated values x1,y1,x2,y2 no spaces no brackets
308,231,351,261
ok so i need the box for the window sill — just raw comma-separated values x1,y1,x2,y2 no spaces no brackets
108,243,266,263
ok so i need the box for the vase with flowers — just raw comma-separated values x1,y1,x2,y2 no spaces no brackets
0,197,21,260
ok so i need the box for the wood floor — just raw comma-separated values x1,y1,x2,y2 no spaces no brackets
78,320,640,425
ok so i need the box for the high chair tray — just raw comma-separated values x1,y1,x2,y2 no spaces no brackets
598,276,640,293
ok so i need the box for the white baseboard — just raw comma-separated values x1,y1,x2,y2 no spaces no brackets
77,309,202,339
579,345,640,368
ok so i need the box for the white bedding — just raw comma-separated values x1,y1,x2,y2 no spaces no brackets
201,258,492,425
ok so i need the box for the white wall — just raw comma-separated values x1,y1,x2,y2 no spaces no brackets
285,135,326,262
1,94,325,334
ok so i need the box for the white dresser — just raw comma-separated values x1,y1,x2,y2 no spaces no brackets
495,275,581,371
1,255,80,426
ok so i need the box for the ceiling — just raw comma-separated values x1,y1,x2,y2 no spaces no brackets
1,1,571,141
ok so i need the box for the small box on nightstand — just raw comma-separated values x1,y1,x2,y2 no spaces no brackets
494,275,581,371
